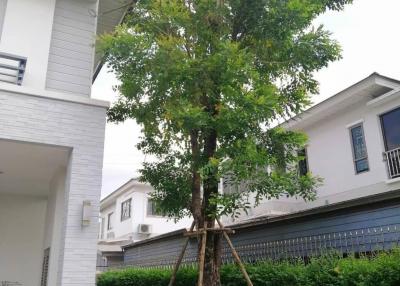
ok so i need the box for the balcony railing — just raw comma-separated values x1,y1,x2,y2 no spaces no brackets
1,282,22,286
0,52,27,85
384,147,400,179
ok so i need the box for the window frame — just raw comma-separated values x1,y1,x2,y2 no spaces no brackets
349,123,370,174
120,198,132,221
107,212,114,230
380,106,400,151
147,198,163,217
99,217,105,239
298,147,309,176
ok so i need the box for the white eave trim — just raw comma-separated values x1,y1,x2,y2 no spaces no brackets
366,89,400,108
283,73,400,130
0,82,110,108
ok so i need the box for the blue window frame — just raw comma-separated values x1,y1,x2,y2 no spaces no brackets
350,124,369,174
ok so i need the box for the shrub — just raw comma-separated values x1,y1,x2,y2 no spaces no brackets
97,250,400,286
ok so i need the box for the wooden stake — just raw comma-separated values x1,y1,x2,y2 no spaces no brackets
168,221,196,286
184,228,234,237
197,228,207,286
217,218,253,286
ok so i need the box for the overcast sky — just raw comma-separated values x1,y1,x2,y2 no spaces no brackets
92,0,400,198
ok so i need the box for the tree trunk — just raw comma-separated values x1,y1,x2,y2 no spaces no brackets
201,128,222,286
190,129,202,225
202,227,222,286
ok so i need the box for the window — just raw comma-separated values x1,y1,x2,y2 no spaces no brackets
107,212,114,230
121,198,132,221
349,124,369,173
147,199,162,216
99,217,105,239
298,148,309,176
380,107,400,151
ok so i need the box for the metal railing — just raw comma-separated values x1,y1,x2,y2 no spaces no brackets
385,147,400,179
1,282,22,286
0,52,27,85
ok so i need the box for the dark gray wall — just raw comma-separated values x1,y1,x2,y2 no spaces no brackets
123,198,400,267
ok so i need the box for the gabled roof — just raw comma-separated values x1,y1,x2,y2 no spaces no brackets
100,178,152,211
283,73,400,130
94,0,134,81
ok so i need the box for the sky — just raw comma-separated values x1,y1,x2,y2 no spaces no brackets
92,0,400,198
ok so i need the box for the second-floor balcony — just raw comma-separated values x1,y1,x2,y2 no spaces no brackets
0,52,26,85
381,106,400,180
385,147,400,179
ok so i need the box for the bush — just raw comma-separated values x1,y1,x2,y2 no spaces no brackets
97,250,400,286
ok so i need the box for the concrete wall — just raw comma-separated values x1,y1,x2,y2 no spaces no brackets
0,194,47,286
0,90,107,286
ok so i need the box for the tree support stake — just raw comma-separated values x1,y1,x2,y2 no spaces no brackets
169,219,253,286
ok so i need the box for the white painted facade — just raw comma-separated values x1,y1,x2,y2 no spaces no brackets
0,0,127,285
99,179,192,243
228,73,400,222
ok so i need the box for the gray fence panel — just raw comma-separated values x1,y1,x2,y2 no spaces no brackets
115,200,400,271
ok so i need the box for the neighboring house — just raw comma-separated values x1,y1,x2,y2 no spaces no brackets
226,73,400,222
121,74,400,268
0,1,130,285
97,179,192,266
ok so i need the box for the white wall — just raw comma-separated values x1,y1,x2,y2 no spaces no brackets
0,1,107,285
46,0,97,97
0,0,56,89
101,187,192,241
43,168,67,286
0,194,47,286
0,90,107,286
226,91,400,223
301,93,400,206
0,0,98,97
132,191,192,237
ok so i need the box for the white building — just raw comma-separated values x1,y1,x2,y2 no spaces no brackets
0,0,129,285
99,179,192,243
228,73,400,221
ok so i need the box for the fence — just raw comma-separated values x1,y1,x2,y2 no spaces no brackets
102,223,400,271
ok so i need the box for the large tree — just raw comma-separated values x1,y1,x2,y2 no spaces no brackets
101,0,351,284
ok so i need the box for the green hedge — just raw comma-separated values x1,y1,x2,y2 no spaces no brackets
97,250,400,286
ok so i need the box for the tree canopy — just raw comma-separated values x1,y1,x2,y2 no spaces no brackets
101,1,351,283
102,0,350,220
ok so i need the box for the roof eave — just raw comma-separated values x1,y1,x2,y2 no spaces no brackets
93,0,134,81
282,73,400,131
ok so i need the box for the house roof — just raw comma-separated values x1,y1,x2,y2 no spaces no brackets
93,0,135,81
100,178,152,210
282,73,400,131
